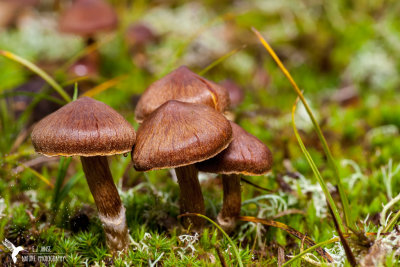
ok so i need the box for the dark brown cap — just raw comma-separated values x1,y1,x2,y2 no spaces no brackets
59,0,118,36
196,122,272,175
220,79,244,108
133,100,233,171
135,66,230,122
31,97,136,157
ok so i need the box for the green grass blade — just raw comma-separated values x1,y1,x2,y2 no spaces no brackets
20,163,54,188
198,45,246,76
178,213,244,267
52,157,72,213
252,28,354,231
282,237,340,266
0,50,71,103
384,209,400,233
73,83,78,101
291,99,345,233
57,172,83,207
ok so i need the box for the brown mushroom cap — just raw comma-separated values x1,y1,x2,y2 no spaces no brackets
220,79,245,108
125,23,157,47
135,66,230,122
133,100,233,171
196,121,273,175
59,0,118,36
31,97,136,157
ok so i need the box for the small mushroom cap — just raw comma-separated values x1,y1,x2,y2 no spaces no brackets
59,0,118,36
220,79,245,108
31,97,136,157
125,23,157,47
135,66,230,122
133,100,233,171
196,122,273,175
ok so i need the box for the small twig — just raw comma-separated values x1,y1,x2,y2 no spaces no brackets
239,216,333,263
277,246,285,267
272,209,306,219
241,177,275,192
215,244,227,267
300,235,306,252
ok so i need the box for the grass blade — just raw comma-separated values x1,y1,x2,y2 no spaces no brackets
252,27,354,231
19,163,54,188
73,83,78,101
291,98,345,233
384,209,400,233
178,213,244,267
57,172,83,205
52,157,72,212
327,202,356,266
0,50,71,103
239,216,333,262
198,45,246,76
82,75,128,97
282,237,340,266
240,177,274,193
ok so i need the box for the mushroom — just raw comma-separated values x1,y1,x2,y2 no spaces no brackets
125,22,158,69
196,121,273,233
132,100,233,230
58,0,118,77
125,22,157,51
135,66,230,123
59,0,118,43
0,0,38,28
31,97,135,252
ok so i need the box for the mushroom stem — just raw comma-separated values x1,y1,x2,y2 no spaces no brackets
175,165,205,230
217,174,241,233
86,36,96,47
80,156,129,252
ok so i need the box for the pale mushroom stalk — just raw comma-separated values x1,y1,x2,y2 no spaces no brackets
175,165,205,229
217,174,241,233
80,156,129,252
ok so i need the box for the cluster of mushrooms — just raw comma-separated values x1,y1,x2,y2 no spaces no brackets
30,66,273,253
28,0,273,255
